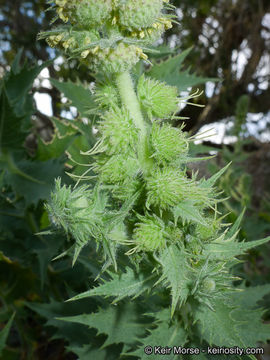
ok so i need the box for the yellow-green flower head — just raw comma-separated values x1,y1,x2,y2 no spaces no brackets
146,168,189,209
150,122,189,164
137,75,179,120
45,28,100,50
54,0,113,27
99,106,139,154
132,214,168,252
115,0,163,31
85,43,142,74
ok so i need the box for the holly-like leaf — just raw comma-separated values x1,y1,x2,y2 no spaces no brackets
58,302,148,349
231,284,270,308
158,245,191,316
194,297,270,350
127,309,187,360
232,307,270,347
194,299,245,347
148,48,217,92
204,236,270,260
50,78,96,117
67,344,115,360
67,267,156,303
201,162,231,188
36,118,78,161
173,200,207,226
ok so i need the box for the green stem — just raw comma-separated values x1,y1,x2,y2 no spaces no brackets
115,71,153,173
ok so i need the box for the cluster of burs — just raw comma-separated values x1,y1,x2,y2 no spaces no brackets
42,0,173,73
46,0,231,304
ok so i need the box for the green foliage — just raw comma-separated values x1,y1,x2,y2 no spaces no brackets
0,313,15,356
40,0,270,357
68,267,156,303
58,302,149,349
1,1,269,358
147,47,218,92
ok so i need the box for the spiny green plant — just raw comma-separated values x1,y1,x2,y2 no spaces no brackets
40,1,270,358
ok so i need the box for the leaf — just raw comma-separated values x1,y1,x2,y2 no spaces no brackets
0,313,15,355
127,309,187,360
5,56,51,116
0,89,26,151
201,162,231,188
225,207,245,240
173,200,207,226
148,48,217,92
26,298,96,346
158,245,191,316
203,236,270,260
67,344,114,360
36,118,78,161
230,284,270,309
50,78,96,117
67,267,156,303
58,302,148,349
195,297,270,350
232,307,270,347
4,156,65,205
194,299,245,347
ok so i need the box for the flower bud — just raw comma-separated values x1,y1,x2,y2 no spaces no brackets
150,122,189,164
116,0,163,30
132,215,168,252
202,278,216,293
96,154,140,184
99,106,139,154
146,168,188,209
137,75,179,120
55,0,113,28
85,43,141,74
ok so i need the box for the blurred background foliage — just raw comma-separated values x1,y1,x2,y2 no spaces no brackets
0,0,270,359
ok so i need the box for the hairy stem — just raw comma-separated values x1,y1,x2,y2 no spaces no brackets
115,71,153,173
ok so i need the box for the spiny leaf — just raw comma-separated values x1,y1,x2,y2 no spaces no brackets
148,48,217,92
67,267,156,303
58,302,148,349
126,309,187,360
225,207,245,240
158,245,191,316
0,312,15,355
201,162,231,188
194,299,245,347
173,200,207,226
67,344,112,360
204,236,270,260
36,118,78,161
50,78,96,117
232,307,270,347
231,284,270,308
